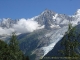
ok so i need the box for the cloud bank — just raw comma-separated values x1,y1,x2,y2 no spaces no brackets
0,18,44,35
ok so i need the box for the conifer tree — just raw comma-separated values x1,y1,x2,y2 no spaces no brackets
59,23,80,60
9,32,23,60
0,32,29,60
0,40,11,60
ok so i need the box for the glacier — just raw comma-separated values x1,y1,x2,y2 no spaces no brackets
41,26,68,57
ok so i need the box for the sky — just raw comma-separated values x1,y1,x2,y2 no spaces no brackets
0,0,80,19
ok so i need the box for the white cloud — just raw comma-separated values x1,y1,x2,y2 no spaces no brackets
13,18,41,33
0,27,14,35
0,18,44,35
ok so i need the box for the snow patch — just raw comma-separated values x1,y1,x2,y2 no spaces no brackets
53,14,58,20
37,25,45,29
60,19,69,24
50,24,60,28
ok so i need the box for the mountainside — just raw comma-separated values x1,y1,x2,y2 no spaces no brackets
44,24,80,60
0,9,80,60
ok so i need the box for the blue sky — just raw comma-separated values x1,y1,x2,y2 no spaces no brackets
0,0,80,19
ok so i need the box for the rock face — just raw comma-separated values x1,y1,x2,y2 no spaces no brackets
0,9,80,60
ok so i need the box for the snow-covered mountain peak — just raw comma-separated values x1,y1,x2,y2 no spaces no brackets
0,18,18,28
2,18,10,21
41,9,56,16
35,9,71,30
71,9,80,26
75,9,80,15
72,9,80,18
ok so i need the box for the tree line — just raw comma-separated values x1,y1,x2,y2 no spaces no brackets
0,32,29,60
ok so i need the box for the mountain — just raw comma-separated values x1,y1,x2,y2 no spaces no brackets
43,24,80,60
18,9,80,60
0,18,18,28
0,9,80,60
35,9,70,29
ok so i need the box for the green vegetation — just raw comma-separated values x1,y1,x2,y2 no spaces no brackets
59,23,80,60
0,40,10,60
0,32,29,60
